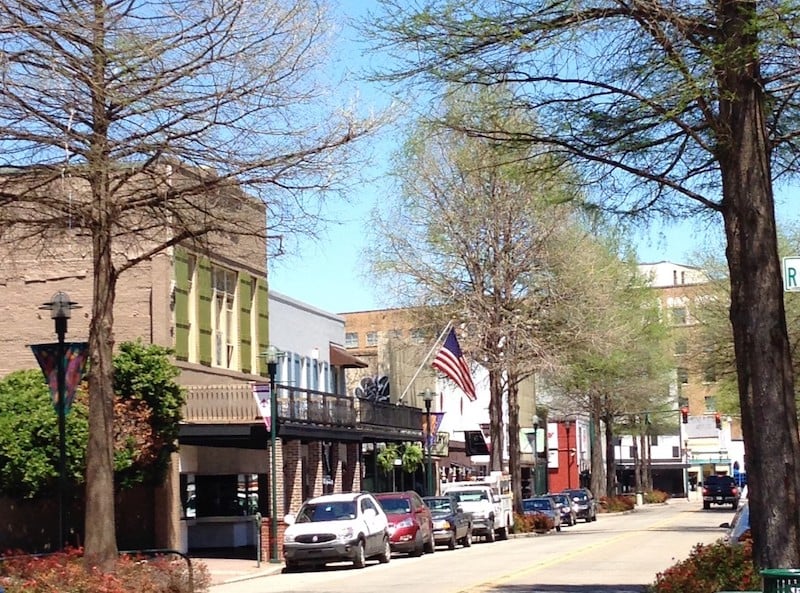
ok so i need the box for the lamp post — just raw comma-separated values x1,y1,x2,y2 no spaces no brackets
532,414,540,495
263,345,282,564
422,389,435,496
39,291,79,550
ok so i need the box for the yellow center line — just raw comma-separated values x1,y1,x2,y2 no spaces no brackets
455,513,682,593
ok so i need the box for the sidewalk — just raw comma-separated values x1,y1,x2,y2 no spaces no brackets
193,557,284,586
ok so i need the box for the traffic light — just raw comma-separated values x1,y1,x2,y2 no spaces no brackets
715,413,722,430
681,406,688,424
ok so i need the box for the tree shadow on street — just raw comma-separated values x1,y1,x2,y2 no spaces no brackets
484,584,646,593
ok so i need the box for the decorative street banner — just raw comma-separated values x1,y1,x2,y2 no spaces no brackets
252,383,272,431
431,431,450,457
422,411,445,448
30,342,89,414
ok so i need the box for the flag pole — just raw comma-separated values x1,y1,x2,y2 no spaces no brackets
396,320,453,405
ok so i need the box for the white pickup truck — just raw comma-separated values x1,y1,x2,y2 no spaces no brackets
442,481,512,542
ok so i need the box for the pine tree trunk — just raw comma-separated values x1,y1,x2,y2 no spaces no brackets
83,223,118,571
718,0,800,567
489,369,504,471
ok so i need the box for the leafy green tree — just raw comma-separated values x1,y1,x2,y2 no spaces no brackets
367,0,800,568
543,237,672,497
0,370,89,498
366,87,585,510
0,342,183,497
113,341,184,487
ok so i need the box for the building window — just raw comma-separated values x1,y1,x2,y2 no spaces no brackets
671,307,687,325
187,255,198,363
704,396,716,412
345,332,358,348
366,331,378,347
212,266,238,370
389,329,402,339
410,328,425,343
703,365,717,383
677,367,689,384
674,339,687,355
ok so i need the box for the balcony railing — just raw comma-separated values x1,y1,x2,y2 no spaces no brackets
182,383,423,435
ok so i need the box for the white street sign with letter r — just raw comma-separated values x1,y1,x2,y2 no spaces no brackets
784,257,800,292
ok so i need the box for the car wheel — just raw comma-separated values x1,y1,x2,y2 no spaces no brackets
591,512,597,522
498,524,509,540
411,533,424,557
447,532,456,550
556,523,561,532
703,501,711,510
378,536,391,564
284,560,299,573
425,532,436,554
486,527,496,543
353,540,366,569
462,529,472,547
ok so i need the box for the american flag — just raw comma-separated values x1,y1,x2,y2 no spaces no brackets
432,328,476,401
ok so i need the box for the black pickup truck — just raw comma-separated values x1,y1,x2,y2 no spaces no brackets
701,475,741,510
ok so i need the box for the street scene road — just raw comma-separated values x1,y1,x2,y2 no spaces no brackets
208,498,732,593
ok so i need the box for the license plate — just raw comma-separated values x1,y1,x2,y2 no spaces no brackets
715,497,723,501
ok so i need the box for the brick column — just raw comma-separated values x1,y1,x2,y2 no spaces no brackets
332,443,342,493
307,442,322,499
283,440,304,514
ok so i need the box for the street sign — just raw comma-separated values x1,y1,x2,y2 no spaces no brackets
784,257,800,292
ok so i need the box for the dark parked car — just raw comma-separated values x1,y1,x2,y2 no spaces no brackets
423,496,473,549
375,491,435,556
701,475,740,510
562,488,597,522
547,492,577,527
521,496,562,532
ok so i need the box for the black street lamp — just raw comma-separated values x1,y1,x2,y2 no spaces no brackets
262,346,283,564
422,389,435,497
532,414,540,495
39,291,80,550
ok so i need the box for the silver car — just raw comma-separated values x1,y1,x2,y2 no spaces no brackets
720,501,750,545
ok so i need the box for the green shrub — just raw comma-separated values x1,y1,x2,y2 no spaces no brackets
648,535,758,593
0,547,211,593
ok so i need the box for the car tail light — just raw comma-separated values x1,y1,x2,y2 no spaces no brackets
702,487,710,496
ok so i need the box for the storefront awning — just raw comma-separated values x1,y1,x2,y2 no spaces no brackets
330,344,368,368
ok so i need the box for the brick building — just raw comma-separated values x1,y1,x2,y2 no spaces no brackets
0,168,422,559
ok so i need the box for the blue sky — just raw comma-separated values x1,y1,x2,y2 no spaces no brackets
266,0,796,315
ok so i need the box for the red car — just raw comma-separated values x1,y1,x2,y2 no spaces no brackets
375,491,435,556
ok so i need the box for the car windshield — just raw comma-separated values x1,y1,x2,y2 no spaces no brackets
296,501,357,522
523,499,551,512
449,490,488,503
424,498,452,512
565,490,587,502
379,497,411,514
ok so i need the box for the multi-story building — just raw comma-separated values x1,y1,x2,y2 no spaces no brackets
633,261,744,496
341,308,540,489
0,169,422,559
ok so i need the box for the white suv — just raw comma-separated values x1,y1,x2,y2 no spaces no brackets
283,492,391,570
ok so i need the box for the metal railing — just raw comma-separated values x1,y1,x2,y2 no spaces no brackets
183,383,424,435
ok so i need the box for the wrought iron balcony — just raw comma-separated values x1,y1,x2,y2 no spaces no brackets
182,382,423,440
